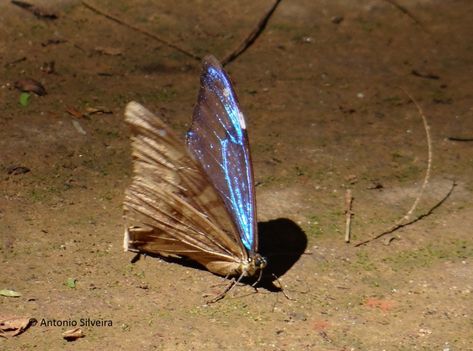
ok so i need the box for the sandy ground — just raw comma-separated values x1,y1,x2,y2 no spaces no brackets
1,0,473,350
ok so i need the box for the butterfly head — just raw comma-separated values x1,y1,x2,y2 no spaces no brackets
241,254,267,277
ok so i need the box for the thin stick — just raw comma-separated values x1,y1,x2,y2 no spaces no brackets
354,90,433,246
344,189,353,243
355,180,456,247
448,136,473,142
221,0,283,66
401,89,432,221
81,1,201,62
383,0,422,27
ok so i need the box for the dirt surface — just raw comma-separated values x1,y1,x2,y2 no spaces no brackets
1,0,473,349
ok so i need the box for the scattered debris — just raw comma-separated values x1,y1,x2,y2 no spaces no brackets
72,120,87,135
62,328,85,341
355,90,439,247
344,190,353,243
85,106,112,115
433,97,453,105
221,0,282,66
4,56,26,67
383,0,423,28
6,165,30,175
81,1,200,61
65,278,77,288
40,61,55,74
66,106,112,119
383,235,397,245
301,36,313,44
0,289,22,297
14,78,47,96
11,0,58,20
356,180,456,247
41,38,66,47
66,106,84,119
19,92,31,106
345,174,358,184
319,331,332,342
417,328,432,337
367,182,384,190
94,46,123,56
0,317,36,337
331,16,344,24
339,105,356,114
411,69,440,80
447,136,473,142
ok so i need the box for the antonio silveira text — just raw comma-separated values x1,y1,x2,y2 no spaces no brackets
40,318,112,327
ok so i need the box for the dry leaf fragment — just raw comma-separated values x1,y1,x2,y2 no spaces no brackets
85,107,112,115
11,0,58,20
94,46,123,56
66,106,112,119
65,106,84,119
6,165,30,175
0,317,35,337
40,61,55,74
62,327,84,341
41,39,66,47
14,78,47,96
0,289,22,297
71,120,87,135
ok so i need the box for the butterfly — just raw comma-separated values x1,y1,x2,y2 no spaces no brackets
123,55,266,286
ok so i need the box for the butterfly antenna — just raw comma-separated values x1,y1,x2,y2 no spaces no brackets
130,253,141,264
272,273,293,301
251,268,264,288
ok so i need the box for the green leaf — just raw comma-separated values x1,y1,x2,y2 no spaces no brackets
0,289,22,297
66,278,76,288
19,92,31,106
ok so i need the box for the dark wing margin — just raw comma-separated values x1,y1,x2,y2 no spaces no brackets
186,55,258,255
123,101,248,273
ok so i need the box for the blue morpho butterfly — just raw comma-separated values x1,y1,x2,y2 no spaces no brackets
123,55,267,293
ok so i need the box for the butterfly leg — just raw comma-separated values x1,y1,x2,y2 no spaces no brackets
209,274,232,288
207,273,245,304
272,273,293,301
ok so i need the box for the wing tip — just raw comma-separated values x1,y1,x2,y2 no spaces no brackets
202,55,222,69
124,101,144,122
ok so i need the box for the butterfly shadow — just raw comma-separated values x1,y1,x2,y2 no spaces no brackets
256,218,307,292
131,218,307,294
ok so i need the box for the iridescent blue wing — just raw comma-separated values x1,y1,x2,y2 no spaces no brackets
186,55,258,255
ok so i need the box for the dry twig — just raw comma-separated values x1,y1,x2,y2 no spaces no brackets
399,89,432,222
354,90,440,246
448,136,473,142
383,0,422,26
355,181,456,247
222,0,283,66
82,1,281,66
81,1,201,62
344,189,353,243
11,0,58,20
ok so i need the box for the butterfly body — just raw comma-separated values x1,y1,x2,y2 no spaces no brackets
123,56,265,279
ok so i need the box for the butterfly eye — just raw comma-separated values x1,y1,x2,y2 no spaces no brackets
254,256,267,269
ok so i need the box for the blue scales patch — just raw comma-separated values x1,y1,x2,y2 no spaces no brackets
186,56,257,253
